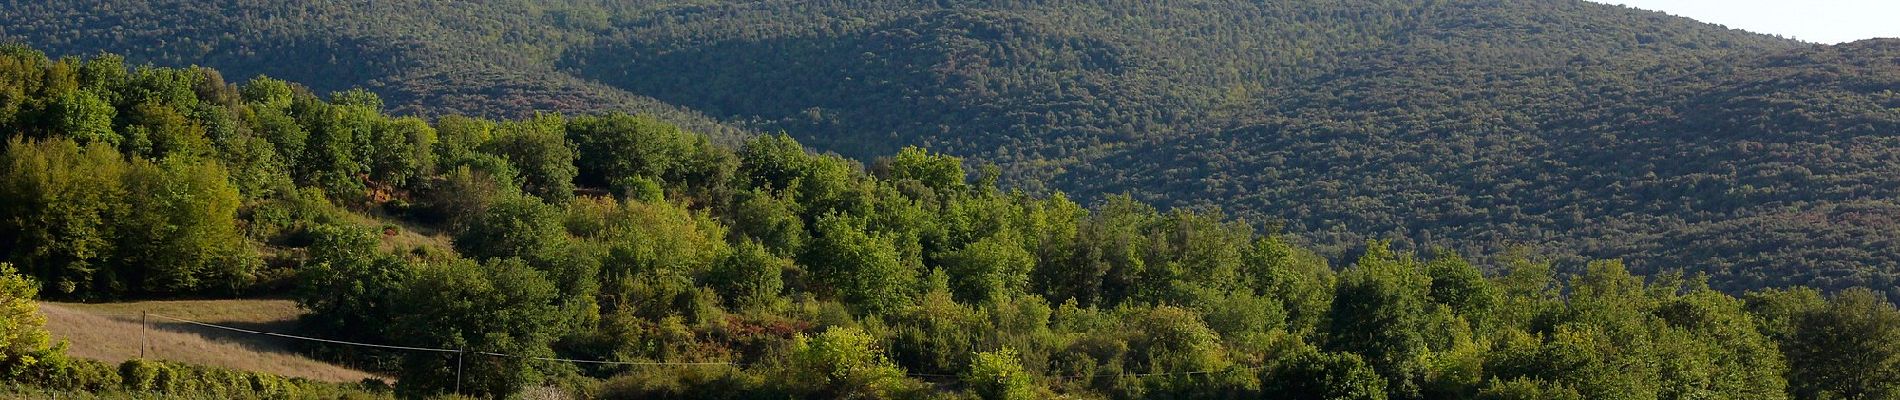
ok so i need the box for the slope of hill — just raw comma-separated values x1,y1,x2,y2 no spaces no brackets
4,42,1900,399
41,300,376,383
6,0,1900,298
0,0,750,143
1075,38,1900,294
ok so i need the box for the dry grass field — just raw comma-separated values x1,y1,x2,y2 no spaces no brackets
40,299,379,383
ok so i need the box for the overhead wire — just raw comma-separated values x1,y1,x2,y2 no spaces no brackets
140,312,1262,379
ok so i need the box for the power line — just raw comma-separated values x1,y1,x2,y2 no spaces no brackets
148,313,459,353
473,351,735,366
139,312,1265,380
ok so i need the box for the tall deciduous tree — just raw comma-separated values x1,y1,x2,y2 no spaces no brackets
391,258,561,398
483,113,576,203
1327,242,1433,398
805,214,916,314
1785,288,1900,400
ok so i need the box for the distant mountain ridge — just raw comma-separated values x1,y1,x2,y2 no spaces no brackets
6,0,1900,298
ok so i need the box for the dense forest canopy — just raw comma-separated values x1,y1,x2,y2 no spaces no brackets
6,0,1899,301
1,45,1899,399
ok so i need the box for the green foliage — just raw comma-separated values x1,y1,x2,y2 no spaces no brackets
1245,236,1335,335
1261,346,1388,400
806,214,918,315
390,258,562,398
50,89,115,145
710,241,787,310
456,193,567,262
1476,378,1583,400
6,42,1900,400
0,138,126,297
1782,288,1900,400
365,117,435,187
293,224,413,347
942,233,1034,303
0,264,51,377
962,348,1033,400
1128,306,1227,374
567,113,700,190
597,365,768,400
112,358,385,399
886,147,967,196
1327,243,1435,397
0,137,254,298
788,326,914,399
728,187,807,257
484,113,577,203
1425,253,1497,334
115,156,254,294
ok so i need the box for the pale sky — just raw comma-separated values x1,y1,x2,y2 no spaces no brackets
1588,0,1900,44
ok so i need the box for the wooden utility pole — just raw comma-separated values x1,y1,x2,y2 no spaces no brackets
140,311,148,359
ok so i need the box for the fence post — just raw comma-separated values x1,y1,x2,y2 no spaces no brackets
140,311,148,359
455,349,465,395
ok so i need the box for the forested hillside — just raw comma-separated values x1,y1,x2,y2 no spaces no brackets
6,0,1896,299
4,45,1900,400
0,0,748,142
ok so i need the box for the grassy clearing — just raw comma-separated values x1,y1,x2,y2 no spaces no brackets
40,300,379,383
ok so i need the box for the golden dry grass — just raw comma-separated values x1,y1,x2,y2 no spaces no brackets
343,211,458,255
40,299,379,383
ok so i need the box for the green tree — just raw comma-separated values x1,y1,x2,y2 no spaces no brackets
433,115,496,166
292,224,412,345
292,98,372,196
391,257,562,398
0,138,126,297
1244,236,1335,335
1744,287,1827,344
727,187,806,257
0,263,53,376
115,156,254,295
736,133,811,192
238,76,295,111
963,347,1035,400
1424,253,1495,333
1476,378,1583,400
942,232,1034,303
50,89,115,145
1648,283,1791,399
787,326,913,398
885,146,966,196
566,113,697,189
365,117,435,187
483,113,576,203
1129,305,1227,373
572,196,730,303
709,241,787,310
328,88,382,110
1785,288,1900,400
455,193,567,262
1327,242,1433,398
805,214,916,314
423,163,517,227
1261,345,1388,400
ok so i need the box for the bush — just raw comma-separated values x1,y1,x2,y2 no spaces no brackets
963,348,1035,400
597,364,766,400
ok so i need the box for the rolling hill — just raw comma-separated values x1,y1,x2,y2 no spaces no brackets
6,0,1899,298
